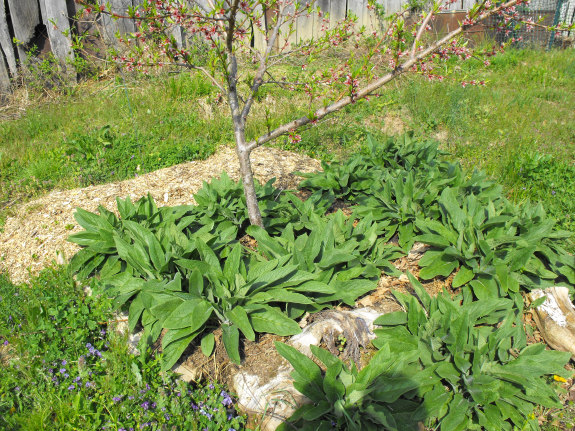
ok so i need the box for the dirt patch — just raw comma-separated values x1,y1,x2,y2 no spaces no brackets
327,198,354,216
0,146,321,284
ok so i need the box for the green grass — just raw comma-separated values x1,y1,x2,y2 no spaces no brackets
3,49,573,233
0,267,247,430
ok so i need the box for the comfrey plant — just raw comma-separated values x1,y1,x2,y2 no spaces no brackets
74,0,574,228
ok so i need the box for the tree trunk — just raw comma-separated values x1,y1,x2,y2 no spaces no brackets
235,135,264,228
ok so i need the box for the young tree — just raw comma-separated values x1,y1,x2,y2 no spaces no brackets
78,0,571,227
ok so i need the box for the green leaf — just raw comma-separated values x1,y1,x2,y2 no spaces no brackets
418,252,458,279
226,306,256,341
222,324,241,365
452,265,475,288
196,238,223,275
163,299,213,331
250,307,301,336
224,243,242,283
374,311,408,327
529,295,547,309
440,393,471,431
161,328,200,371
275,342,323,391
200,333,215,357
470,277,499,300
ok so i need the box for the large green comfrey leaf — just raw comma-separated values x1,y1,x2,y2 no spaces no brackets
373,274,571,430
415,188,574,298
276,342,425,431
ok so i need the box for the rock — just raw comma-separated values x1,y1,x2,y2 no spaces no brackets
233,366,307,431
529,286,575,359
111,310,142,355
230,307,385,430
408,242,428,259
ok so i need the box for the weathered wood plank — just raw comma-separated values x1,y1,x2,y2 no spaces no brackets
347,0,366,34
44,0,76,80
6,0,41,61
283,2,298,49
317,0,331,35
296,2,316,43
99,0,135,44
0,0,17,76
252,4,267,53
329,0,347,29
0,49,11,95
384,0,403,15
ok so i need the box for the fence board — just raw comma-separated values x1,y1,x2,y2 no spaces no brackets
296,4,316,43
330,0,347,28
347,0,365,30
384,0,403,15
0,50,10,94
7,0,41,61
286,3,299,48
252,4,267,52
364,0,385,33
99,0,135,44
0,0,17,76
44,0,76,79
317,0,331,33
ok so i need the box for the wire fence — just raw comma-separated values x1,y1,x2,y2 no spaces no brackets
482,0,574,48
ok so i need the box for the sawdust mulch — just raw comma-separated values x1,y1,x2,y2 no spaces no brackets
0,146,321,284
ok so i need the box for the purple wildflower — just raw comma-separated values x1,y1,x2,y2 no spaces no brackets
221,390,233,407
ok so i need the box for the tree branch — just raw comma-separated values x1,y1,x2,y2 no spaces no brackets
245,0,522,152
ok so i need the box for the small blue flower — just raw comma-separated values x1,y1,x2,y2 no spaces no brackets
68,385,75,391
